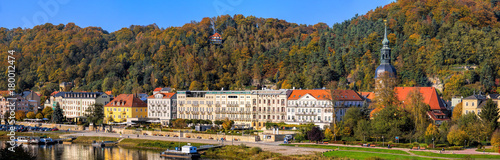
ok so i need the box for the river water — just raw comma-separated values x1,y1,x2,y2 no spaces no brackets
0,142,166,160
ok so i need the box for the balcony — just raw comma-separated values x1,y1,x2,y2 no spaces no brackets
245,104,251,108
295,112,317,116
215,104,221,107
208,104,212,107
192,104,199,107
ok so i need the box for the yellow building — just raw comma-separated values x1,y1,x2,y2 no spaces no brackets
462,94,500,121
104,94,147,123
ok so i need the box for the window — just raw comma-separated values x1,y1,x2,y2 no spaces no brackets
466,102,468,106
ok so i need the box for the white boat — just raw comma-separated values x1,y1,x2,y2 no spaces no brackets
16,136,40,144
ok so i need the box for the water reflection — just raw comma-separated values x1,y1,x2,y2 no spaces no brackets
1,142,164,160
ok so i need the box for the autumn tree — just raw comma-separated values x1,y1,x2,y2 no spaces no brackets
424,123,439,144
15,111,26,121
406,88,431,141
447,125,469,146
374,72,399,109
171,119,187,128
26,112,36,119
36,113,43,119
452,102,463,121
492,129,500,151
222,118,234,131
324,128,334,140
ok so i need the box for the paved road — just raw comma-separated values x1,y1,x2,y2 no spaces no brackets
67,131,329,156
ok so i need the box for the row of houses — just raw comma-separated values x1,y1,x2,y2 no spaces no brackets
0,91,42,116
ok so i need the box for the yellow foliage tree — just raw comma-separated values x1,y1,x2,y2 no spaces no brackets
36,113,44,119
15,111,26,121
447,125,469,146
452,102,463,121
425,123,439,140
491,129,500,151
324,128,334,140
222,118,234,131
26,112,36,119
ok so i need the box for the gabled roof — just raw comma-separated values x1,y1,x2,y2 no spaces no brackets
395,87,446,110
463,94,487,100
50,91,59,96
0,91,11,96
359,92,375,100
105,94,147,107
287,89,363,101
427,110,450,121
148,93,176,99
153,88,162,92
209,32,222,38
105,91,112,96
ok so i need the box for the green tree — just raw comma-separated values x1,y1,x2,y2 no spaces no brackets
52,103,64,123
343,107,363,133
354,119,371,141
480,99,500,131
85,103,105,126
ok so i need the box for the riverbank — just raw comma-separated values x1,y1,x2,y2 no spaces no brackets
0,131,68,140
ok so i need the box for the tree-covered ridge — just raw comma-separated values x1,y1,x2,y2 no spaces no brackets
0,0,499,99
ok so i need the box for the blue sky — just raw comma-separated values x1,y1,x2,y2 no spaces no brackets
0,0,393,32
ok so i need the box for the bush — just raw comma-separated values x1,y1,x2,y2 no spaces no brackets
249,147,262,154
238,143,247,149
447,146,463,150
436,144,447,147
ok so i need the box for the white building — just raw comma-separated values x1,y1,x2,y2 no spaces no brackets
50,92,110,121
286,90,364,129
147,92,177,125
251,89,291,129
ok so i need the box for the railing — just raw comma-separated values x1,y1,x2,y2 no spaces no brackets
295,112,317,116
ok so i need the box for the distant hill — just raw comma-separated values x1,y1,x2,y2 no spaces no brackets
0,0,499,99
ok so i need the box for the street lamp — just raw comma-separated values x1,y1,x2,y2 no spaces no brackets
382,136,384,147
432,137,435,149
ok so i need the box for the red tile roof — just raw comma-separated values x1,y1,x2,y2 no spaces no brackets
395,87,446,110
427,110,450,121
0,91,10,96
288,90,363,101
105,91,112,96
105,94,147,107
209,32,222,39
153,88,162,92
148,93,175,99
359,92,375,100
50,91,59,96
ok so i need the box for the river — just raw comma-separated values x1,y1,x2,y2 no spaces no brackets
0,142,167,160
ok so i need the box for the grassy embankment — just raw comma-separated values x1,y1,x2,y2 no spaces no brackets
323,151,439,160
280,144,410,155
410,151,500,159
203,144,280,159
0,131,68,140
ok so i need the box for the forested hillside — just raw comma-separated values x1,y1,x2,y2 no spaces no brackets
0,0,499,100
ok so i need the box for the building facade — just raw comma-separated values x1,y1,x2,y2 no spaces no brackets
104,94,148,123
147,93,177,125
286,89,365,129
50,92,110,120
251,90,290,129
177,91,254,127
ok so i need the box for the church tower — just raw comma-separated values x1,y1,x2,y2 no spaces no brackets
375,20,397,79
